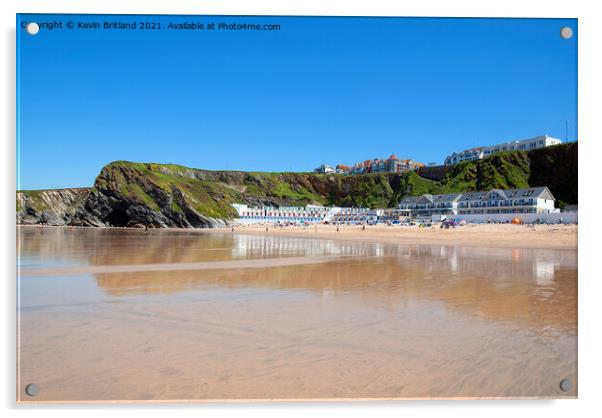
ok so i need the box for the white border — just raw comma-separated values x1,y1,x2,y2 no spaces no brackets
3,1,601,417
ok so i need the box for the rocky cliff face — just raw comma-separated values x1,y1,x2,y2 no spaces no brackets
17,188,91,226
16,142,578,228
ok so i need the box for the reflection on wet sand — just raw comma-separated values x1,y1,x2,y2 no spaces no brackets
18,227,386,267
17,226,577,401
90,246,576,334
20,256,350,277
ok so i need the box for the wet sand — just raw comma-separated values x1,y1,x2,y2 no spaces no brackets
19,255,345,277
223,223,577,250
17,226,577,401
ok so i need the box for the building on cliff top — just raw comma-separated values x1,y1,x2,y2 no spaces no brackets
444,135,562,165
313,164,336,174
330,153,424,175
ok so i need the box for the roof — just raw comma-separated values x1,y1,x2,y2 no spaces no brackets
432,193,463,202
388,153,399,160
445,147,485,159
488,189,507,200
417,194,434,204
461,147,485,154
398,195,420,205
399,187,555,206
399,193,462,205
458,186,554,201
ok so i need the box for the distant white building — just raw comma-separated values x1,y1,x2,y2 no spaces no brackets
444,135,562,165
232,203,341,224
314,164,336,174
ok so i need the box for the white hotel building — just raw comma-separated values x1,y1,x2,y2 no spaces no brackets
397,187,570,223
444,135,562,165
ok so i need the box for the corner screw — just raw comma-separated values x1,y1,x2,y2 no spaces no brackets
559,378,573,392
26,22,40,36
25,383,39,397
560,27,573,39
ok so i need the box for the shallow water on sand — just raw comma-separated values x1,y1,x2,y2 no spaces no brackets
17,226,577,401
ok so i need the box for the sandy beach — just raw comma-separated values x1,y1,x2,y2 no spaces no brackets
216,223,578,250
18,222,578,250
17,226,577,400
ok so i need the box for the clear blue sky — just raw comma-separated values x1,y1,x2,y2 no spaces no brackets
17,15,577,190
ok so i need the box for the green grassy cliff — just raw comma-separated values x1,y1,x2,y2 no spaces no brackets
16,142,577,227
91,161,441,221
438,142,577,207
